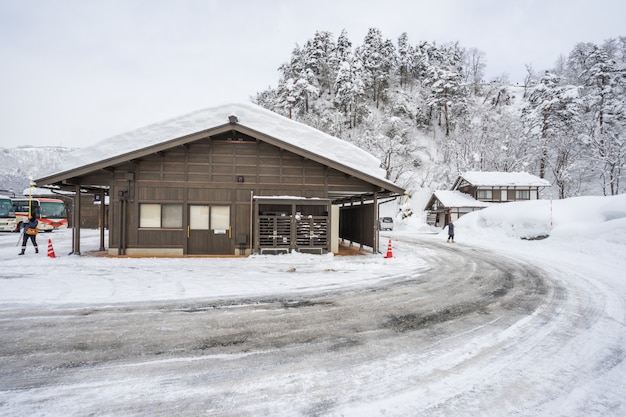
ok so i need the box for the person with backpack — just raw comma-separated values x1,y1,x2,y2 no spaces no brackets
447,221,455,243
19,216,39,255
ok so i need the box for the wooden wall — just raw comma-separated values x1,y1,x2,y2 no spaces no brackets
106,137,378,254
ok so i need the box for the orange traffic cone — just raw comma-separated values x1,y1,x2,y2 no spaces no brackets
384,239,393,258
47,239,56,258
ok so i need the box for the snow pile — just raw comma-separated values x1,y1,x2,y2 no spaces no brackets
548,195,626,245
451,194,626,245
454,199,555,240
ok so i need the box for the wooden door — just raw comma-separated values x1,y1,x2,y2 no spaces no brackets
188,205,232,255
208,205,231,254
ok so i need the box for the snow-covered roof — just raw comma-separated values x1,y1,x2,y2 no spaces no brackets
457,171,550,188
21,187,59,196
433,190,492,208
51,102,396,190
253,196,327,201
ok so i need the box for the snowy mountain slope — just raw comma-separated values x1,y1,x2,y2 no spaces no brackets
0,146,73,195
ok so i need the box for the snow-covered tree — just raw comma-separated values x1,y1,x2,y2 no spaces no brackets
304,31,336,95
334,60,368,129
396,32,414,89
579,45,626,195
411,42,431,82
451,97,528,174
253,87,280,113
422,43,468,138
355,28,395,108
356,114,420,184
255,28,626,199
522,71,582,197
462,47,487,95
276,45,320,118
566,42,598,85
332,30,352,76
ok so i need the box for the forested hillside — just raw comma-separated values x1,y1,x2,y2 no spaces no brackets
253,28,626,200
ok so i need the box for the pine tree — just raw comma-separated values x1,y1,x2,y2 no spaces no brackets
522,71,581,197
334,60,367,128
332,30,352,79
276,45,320,118
396,33,414,89
422,43,468,138
253,88,280,113
579,44,626,195
305,31,336,95
566,42,597,85
355,28,395,108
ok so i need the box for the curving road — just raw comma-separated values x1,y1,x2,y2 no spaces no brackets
0,237,624,416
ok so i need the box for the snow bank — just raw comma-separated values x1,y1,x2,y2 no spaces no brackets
443,194,626,244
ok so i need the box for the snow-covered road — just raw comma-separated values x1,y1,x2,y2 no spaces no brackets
1,226,624,416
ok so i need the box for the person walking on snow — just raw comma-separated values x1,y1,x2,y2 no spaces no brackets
19,216,39,255
447,221,455,243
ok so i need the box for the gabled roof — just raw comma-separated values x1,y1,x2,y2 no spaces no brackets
425,190,492,210
452,171,551,189
35,102,403,196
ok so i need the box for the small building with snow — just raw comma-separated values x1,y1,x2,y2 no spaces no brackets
35,103,404,256
425,171,550,227
424,190,492,227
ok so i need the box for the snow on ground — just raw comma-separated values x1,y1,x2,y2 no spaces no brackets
0,229,428,308
443,194,626,281
1,193,625,416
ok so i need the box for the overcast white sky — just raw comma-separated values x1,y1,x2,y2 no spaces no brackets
1,0,624,149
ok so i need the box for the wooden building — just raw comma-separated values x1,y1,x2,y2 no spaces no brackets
424,190,492,227
451,171,550,202
425,171,550,227
35,103,404,256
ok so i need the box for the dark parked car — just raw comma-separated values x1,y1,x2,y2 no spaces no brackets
379,217,394,231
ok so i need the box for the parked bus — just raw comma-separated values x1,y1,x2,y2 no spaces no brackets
0,195,16,232
12,197,68,232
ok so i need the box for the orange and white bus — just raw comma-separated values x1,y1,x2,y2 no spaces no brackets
12,197,68,232
0,195,16,232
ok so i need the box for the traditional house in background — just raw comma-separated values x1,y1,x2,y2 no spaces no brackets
35,103,404,256
425,171,550,227
424,190,492,227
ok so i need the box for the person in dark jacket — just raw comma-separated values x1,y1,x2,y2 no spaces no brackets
447,221,455,243
19,216,39,255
